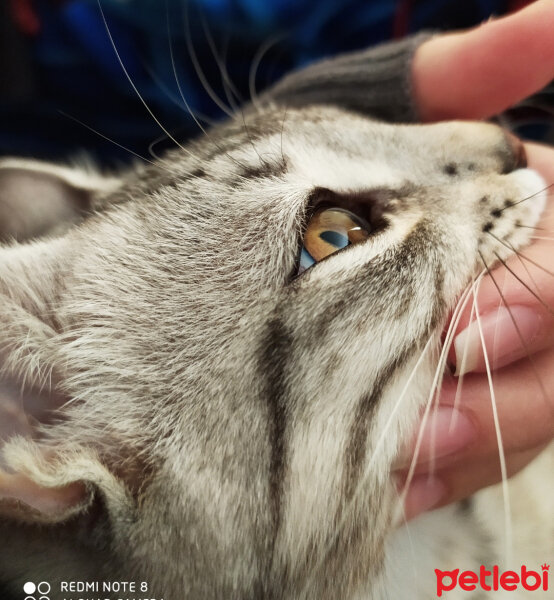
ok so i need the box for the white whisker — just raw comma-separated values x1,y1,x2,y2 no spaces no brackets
183,1,235,117
402,274,482,497
473,279,513,564
59,111,161,168
249,35,285,113
200,18,243,112
97,0,195,158
428,279,476,474
449,287,477,432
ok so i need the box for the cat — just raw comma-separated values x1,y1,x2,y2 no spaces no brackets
0,35,552,600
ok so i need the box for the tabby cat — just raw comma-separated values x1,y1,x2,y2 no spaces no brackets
0,35,551,599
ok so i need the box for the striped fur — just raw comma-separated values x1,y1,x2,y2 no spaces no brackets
0,106,550,599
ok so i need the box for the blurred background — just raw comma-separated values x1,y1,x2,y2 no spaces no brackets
1,0,551,167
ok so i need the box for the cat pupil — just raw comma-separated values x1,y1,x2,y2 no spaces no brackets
319,230,349,248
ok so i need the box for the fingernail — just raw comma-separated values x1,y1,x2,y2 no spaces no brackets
402,475,447,521
394,406,476,469
453,305,543,376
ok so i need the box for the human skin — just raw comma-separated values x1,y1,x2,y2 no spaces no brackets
395,0,554,519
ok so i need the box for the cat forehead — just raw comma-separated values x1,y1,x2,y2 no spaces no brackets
182,105,513,196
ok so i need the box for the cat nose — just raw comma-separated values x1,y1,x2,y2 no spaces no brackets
502,129,527,171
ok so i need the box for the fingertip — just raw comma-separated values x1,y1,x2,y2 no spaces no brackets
413,1,554,121
399,475,448,522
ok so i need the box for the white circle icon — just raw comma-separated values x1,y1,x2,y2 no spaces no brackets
24,596,35,600
38,582,51,594
23,582,36,594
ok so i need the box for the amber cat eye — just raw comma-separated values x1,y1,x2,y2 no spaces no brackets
298,207,371,274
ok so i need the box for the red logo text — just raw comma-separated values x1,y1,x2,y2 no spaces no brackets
435,564,549,597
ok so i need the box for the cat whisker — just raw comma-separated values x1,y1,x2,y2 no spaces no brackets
503,238,543,295
183,2,275,173
249,34,286,113
488,230,554,279
200,17,243,112
148,133,170,162
167,7,221,143
279,106,289,168
516,223,546,231
496,183,554,214
428,281,477,473
400,277,481,508
492,250,554,318
183,1,235,118
449,284,478,433
530,235,554,242
472,278,513,564
59,110,172,172
143,61,217,126
167,2,267,175
478,251,554,417
97,0,195,159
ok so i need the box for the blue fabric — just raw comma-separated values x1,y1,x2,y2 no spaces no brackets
2,0,545,166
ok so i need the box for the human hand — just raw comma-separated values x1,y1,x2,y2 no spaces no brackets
394,0,554,520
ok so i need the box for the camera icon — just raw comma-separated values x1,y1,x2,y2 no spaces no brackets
23,581,51,600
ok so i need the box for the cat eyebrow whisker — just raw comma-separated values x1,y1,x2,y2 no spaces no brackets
183,1,236,118
59,111,165,170
167,3,219,136
166,4,258,174
249,35,286,114
200,17,243,112
181,0,272,177
279,106,289,168
472,277,513,564
478,251,554,419
148,133,167,162
97,0,195,159
143,62,218,127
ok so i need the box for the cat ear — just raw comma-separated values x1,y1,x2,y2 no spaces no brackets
0,161,127,523
0,438,131,524
0,379,87,522
0,158,120,241
0,471,89,522
262,35,426,122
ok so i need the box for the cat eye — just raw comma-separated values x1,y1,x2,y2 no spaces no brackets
298,207,371,274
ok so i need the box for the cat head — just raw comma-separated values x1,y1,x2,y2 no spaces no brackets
0,102,545,598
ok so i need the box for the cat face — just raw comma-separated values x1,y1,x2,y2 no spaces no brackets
0,105,545,598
